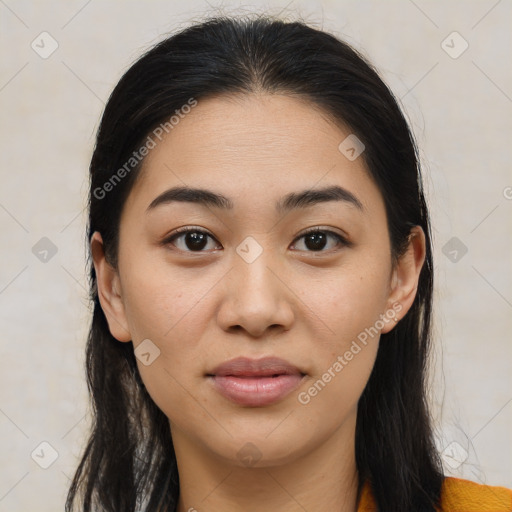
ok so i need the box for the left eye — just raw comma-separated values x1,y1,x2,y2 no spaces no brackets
291,228,347,252
164,227,347,253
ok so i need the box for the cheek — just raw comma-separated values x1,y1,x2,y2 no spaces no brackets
293,270,384,423
291,256,389,400
299,344,378,412
298,258,391,341
120,267,215,411
125,276,212,423
121,260,215,347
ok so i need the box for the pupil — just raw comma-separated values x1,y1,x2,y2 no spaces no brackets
186,232,207,250
306,232,326,251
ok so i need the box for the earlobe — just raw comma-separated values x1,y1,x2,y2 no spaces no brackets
90,231,132,342
381,226,426,334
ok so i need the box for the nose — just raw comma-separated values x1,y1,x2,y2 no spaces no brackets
216,247,295,338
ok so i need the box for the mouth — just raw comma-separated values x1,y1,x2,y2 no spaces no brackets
206,356,306,407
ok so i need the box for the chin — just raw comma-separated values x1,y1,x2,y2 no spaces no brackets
204,428,319,469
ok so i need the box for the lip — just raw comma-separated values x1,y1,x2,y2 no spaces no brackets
207,357,306,407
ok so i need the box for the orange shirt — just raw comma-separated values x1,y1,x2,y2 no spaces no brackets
357,477,512,511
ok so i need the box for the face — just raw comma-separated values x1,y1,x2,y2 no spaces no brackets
92,93,424,469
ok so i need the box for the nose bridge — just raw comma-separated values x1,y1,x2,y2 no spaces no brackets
232,235,281,305
217,235,293,335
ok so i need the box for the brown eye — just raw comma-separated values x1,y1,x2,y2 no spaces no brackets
291,228,348,252
164,228,221,252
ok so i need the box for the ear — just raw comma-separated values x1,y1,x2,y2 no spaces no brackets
90,231,132,342
381,225,426,334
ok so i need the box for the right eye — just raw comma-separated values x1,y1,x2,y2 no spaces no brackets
163,227,222,252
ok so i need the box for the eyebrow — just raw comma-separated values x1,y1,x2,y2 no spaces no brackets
146,184,364,214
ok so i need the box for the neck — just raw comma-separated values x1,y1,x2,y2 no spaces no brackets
172,412,360,512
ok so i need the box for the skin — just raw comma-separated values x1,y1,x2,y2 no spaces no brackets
91,93,426,512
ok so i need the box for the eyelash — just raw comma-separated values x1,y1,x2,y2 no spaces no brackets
162,226,350,254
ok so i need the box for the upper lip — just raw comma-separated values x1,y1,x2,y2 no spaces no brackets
207,357,304,377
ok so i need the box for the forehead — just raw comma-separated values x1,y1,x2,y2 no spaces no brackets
124,93,384,217
144,93,349,167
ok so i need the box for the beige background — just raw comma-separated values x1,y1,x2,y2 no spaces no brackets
1,1,511,510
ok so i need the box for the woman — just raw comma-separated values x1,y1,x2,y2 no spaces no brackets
66,15,512,512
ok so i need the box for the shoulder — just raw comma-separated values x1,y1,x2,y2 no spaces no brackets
440,476,512,511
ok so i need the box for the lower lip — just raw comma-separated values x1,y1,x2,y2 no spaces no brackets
209,374,305,407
